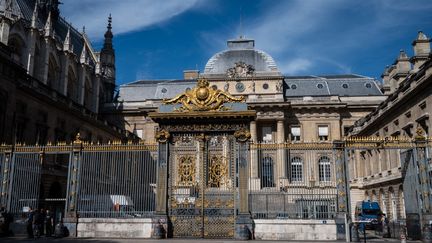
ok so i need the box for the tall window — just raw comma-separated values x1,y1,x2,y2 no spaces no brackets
318,156,331,182
290,126,301,141
67,68,78,102
291,157,303,182
47,57,60,90
84,78,93,109
318,125,329,141
261,156,274,187
261,126,273,143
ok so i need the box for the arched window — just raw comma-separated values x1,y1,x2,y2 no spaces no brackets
67,68,78,102
379,189,387,215
291,157,303,182
47,56,60,90
261,156,274,188
318,156,331,182
84,78,93,109
8,36,25,65
389,187,397,220
398,186,405,219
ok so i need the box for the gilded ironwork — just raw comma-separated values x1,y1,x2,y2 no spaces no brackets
155,129,170,143
168,133,236,239
208,155,228,187
234,128,251,142
164,78,244,112
415,126,426,140
178,156,196,186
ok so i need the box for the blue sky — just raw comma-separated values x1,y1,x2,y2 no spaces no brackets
61,0,432,86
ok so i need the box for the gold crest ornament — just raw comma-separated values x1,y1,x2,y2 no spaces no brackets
234,128,251,142
155,129,170,143
163,78,244,112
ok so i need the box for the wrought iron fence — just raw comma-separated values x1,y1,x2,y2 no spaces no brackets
76,144,158,218
248,142,338,220
0,142,158,219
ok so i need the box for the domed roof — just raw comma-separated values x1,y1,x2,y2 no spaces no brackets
203,38,280,77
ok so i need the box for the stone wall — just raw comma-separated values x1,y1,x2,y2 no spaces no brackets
253,219,337,241
77,218,152,238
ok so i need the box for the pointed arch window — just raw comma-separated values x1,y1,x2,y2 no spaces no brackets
8,36,25,65
47,56,60,90
67,68,78,102
291,156,303,182
84,78,93,110
318,156,331,182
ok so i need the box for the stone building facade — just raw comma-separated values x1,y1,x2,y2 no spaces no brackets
112,38,386,190
0,0,125,144
349,32,432,223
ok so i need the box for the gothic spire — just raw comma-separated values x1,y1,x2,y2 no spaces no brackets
103,14,113,50
44,11,53,37
63,27,73,52
80,46,88,64
31,3,39,29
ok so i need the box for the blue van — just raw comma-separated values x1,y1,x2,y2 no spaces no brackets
355,201,382,228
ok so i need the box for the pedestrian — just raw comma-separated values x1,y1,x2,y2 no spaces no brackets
0,207,13,236
32,208,42,238
26,207,34,239
45,209,54,237
39,208,46,236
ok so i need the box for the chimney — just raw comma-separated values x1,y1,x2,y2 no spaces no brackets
381,65,391,95
388,50,411,92
411,31,431,71
183,70,199,80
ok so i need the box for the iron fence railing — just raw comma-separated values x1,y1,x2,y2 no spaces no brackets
248,142,338,220
77,146,158,218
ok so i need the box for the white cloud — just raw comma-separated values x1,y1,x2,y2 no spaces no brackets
200,0,432,75
60,0,199,39
278,58,313,74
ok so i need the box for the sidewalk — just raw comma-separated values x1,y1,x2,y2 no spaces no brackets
0,236,423,243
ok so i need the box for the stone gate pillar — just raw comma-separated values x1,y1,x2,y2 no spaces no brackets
333,140,349,241
152,129,170,239
0,145,13,209
64,134,83,237
414,130,432,242
234,128,253,240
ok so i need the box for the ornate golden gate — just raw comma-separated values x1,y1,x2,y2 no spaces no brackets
168,132,236,238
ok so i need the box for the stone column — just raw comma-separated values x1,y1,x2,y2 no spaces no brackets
234,128,253,240
333,140,349,241
414,132,432,242
0,145,13,209
249,121,260,190
152,129,170,239
277,120,288,187
63,133,83,237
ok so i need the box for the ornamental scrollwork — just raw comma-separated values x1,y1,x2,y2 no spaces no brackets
178,156,195,186
234,128,251,142
226,61,255,78
208,155,228,188
415,126,426,140
155,129,170,143
163,78,244,112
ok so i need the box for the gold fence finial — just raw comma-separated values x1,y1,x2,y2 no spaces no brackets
74,133,82,144
415,126,426,140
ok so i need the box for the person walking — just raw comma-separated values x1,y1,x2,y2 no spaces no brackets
26,207,34,239
45,209,54,237
32,209,43,238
